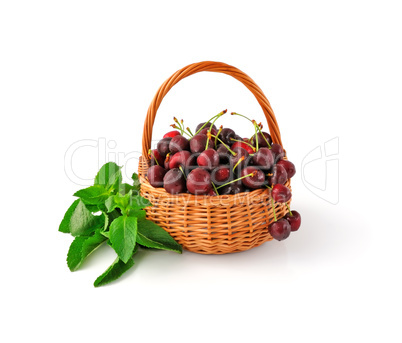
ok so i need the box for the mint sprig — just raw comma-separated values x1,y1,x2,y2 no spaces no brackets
59,162,182,287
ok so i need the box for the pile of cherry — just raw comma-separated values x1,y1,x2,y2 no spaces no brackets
147,110,301,240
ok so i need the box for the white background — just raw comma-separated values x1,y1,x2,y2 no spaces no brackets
1,1,401,342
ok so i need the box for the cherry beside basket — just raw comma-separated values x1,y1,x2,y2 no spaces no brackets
138,61,291,254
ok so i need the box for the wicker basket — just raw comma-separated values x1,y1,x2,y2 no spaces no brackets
138,61,291,254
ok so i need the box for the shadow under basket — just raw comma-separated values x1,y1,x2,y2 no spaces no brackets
138,61,292,255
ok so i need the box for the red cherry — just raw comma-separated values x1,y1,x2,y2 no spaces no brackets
231,141,255,155
267,164,288,186
269,219,291,241
271,184,292,203
169,151,192,169
187,168,212,195
241,167,265,189
277,160,296,179
149,149,165,166
197,149,220,170
163,130,181,139
147,165,167,188
284,210,301,231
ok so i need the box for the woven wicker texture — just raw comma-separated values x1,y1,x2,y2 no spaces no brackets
139,61,291,254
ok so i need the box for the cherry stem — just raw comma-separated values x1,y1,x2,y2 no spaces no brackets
186,127,194,137
232,112,272,149
286,203,293,216
233,156,245,172
230,137,255,151
173,117,185,135
271,196,278,221
194,109,227,136
179,166,187,180
211,182,220,196
205,111,226,149
215,126,223,149
210,134,237,156
254,120,259,151
256,124,272,149
216,171,255,190
148,149,160,166
265,184,272,190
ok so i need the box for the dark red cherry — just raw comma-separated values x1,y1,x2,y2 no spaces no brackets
251,131,272,148
190,134,214,153
147,165,167,188
149,149,165,166
197,149,220,170
270,143,285,162
163,130,181,139
271,184,292,203
241,167,265,189
277,160,296,179
218,128,236,145
169,135,190,154
284,210,301,232
252,147,274,170
163,168,186,194
269,219,291,241
169,151,192,169
186,168,212,195
267,164,288,186
211,166,231,186
157,137,172,156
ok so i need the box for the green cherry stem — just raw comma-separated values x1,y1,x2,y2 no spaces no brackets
232,156,245,173
179,166,187,180
186,127,194,137
194,109,227,136
173,117,184,135
286,203,293,216
271,196,278,222
211,182,220,195
232,112,272,148
253,120,259,151
210,134,237,156
148,149,160,166
215,126,223,149
216,171,256,190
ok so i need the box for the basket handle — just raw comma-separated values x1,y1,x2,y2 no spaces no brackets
142,61,283,158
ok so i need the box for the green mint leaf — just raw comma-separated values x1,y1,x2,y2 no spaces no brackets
105,195,118,213
67,230,107,271
137,219,182,254
94,162,122,190
80,231,107,267
68,200,99,237
130,194,152,211
119,183,135,195
109,216,138,263
93,256,135,287
67,236,87,271
131,173,141,192
59,199,80,233
128,209,146,220
74,185,111,205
